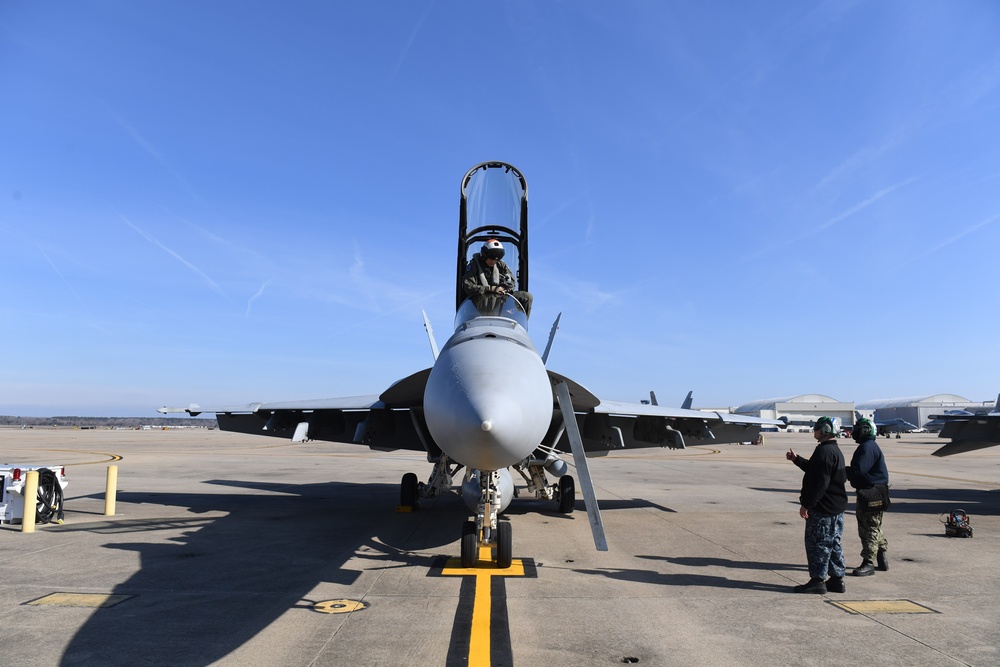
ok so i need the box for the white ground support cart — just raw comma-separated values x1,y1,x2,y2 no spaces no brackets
0,464,68,525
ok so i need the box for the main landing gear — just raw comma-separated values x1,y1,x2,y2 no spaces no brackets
398,456,462,510
513,456,576,515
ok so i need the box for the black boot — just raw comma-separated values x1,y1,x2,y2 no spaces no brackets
876,549,889,571
852,560,875,576
825,576,845,593
793,577,827,594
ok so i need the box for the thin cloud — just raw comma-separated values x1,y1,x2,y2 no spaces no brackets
812,141,898,195
815,176,918,232
388,0,437,82
347,242,430,312
246,278,273,317
120,214,228,298
745,177,917,261
107,109,203,203
36,245,103,331
901,212,1000,267
813,57,1000,196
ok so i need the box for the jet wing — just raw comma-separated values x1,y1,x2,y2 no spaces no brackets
158,370,435,453
932,414,1000,456
543,374,782,456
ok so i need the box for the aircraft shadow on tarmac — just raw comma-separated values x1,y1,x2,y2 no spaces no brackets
752,486,1000,517
53,479,467,667
501,497,676,517
54,479,659,666
879,487,1000,516
641,555,806,572
571,564,797,592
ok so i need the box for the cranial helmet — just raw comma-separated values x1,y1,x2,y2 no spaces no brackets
852,417,876,442
813,416,837,435
481,239,505,260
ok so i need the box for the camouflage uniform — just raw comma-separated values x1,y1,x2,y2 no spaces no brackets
805,512,846,580
856,510,888,562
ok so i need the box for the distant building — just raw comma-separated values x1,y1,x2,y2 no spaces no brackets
856,394,994,432
734,394,855,433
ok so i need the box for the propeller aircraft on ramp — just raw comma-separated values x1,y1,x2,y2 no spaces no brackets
161,161,781,567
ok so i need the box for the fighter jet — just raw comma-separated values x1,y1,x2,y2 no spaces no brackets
873,417,923,437
930,393,1000,456
160,161,780,567
923,409,974,433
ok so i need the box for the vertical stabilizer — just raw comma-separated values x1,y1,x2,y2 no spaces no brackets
681,391,693,410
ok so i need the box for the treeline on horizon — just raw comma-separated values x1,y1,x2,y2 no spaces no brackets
0,415,218,428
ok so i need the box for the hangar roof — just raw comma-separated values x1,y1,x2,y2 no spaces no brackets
735,394,842,413
855,394,970,410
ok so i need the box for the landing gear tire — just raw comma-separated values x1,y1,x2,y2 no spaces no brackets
558,475,576,514
461,520,479,568
496,520,512,568
400,472,419,509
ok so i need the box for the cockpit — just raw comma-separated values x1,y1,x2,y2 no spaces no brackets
455,294,529,331
455,162,531,316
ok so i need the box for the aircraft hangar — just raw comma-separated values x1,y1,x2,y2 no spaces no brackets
733,394,855,432
855,394,992,432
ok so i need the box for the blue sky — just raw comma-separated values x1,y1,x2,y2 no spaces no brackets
3,1,999,417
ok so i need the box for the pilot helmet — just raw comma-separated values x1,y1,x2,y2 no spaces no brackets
813,416,837,436
481,239,505,260
852,417,876,442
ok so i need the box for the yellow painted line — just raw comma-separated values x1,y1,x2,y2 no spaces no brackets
828,599,938,614
24,592,133,608
471,569,491,663
442,546,525,666
441,546,525,576
36,449,124,466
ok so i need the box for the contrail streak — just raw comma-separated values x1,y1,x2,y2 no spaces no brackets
120,214,227,298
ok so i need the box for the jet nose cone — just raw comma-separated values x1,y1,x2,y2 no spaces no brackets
424,337,552,471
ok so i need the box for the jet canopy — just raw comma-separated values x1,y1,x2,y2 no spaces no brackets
456,161,528,311
455,294,530,331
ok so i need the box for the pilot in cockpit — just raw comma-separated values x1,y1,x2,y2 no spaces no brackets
462,239,533,316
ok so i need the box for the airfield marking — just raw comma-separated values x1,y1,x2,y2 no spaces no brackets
313,598,369,614
24,592,133,608
827,599,939,615
35,449,123,466
439,546,534,667
888,469,1000,487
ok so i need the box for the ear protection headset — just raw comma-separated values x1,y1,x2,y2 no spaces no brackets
853,417,876,442
814,416,836,435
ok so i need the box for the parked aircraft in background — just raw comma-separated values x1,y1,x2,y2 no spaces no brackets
161,162,780,567
923,407,993,433
874,417,925,437
931,394,1000,456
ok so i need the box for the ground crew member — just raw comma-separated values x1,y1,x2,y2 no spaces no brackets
846,417,889,576
786,416,849,594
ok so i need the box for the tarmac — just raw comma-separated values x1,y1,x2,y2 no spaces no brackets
1,427,997,667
